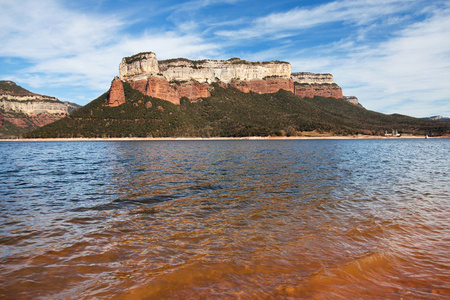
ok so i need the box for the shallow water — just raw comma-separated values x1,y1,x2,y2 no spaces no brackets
0,139,449,299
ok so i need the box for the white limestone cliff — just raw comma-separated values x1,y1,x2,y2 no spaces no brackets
291,72,335,84
0,98,79,115
119,52,160,81
119,52,292,84
0,80,80,116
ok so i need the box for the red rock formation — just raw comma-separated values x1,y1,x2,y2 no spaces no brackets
0,112,3,127
175,81,210,101
129,77,211,105
112,52,349,106
230,78,294,94
123,76,344,105
130,77,179,104
293,83,343,99
106,77,126,107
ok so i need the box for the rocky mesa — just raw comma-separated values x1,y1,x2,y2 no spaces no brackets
1,81,80,117
0,81,80,136
107,52,348,106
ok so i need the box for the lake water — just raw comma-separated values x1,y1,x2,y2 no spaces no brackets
0,139,449,299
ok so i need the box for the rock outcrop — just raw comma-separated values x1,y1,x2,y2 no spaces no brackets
291,72,343,99
291,72,335,84
127,77,212,105
294,83,343,99
107,77,126,106
120,53,291,83
0,81,80,116
0,99,79,115
107,52,346,106
0,81,80,132
343,96,363,107
230,77,294,95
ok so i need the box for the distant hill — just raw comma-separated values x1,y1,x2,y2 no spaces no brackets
424,115,450,122
0,81,80,138
24,81,450,138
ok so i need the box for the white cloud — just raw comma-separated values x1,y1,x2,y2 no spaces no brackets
216,0,415,39
0,0,219,104
0,0,123,59
242,3,450,117
328,7,450,116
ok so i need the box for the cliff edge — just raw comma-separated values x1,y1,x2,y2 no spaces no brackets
0,81,80,137
108,52,345,105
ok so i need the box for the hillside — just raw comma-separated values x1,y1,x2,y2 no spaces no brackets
24,81,450,138
0,81,80,138
0,80,35,96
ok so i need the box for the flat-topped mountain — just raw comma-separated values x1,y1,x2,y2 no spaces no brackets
120,53,291,83
0,81,80,138
22,52,449,138
109,52,345,106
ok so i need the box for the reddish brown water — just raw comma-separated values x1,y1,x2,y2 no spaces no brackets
1,140,449,299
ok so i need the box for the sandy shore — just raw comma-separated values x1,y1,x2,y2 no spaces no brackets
1,135,439,142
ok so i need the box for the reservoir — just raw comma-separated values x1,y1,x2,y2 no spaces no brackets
0,139,449,299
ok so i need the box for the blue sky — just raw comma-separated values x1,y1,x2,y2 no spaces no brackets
1,0,449,117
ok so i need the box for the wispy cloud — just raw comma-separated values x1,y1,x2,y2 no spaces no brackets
233,1,450,117
0,0,219,103
216,0,416,39
0,0,123,59
327,6,450,116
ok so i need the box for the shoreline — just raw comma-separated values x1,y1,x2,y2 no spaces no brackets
1,135,442,142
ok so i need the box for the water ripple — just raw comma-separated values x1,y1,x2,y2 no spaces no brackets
0,139,449,299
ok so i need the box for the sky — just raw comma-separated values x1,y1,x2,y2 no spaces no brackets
1,0,449,118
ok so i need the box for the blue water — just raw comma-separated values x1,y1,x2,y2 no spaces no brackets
0,139,449,299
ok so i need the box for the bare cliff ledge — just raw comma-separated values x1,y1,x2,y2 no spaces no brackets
107,52,346,106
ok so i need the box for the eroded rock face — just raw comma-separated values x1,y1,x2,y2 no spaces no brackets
0,81,80,116
0,81,81,136
119,54,292,84
159,59,292,84
119,52,160,81
130,77,179,105
129,78,211,105
230,78,294,94
343,96,363,107
113,52,347,105
0,99,78,115
106,77,126,107
175,80,211,102
294,83,343,99
291,72,335,84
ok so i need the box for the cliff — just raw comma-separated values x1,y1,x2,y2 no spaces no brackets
0,99,79,115
0,81,80,137
26,81,450,138
109,52,344,106
0,81,80,116
343,96,363,107
119,53,291,83
291,72,335,84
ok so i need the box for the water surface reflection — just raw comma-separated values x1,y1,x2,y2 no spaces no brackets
0,139,449,299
